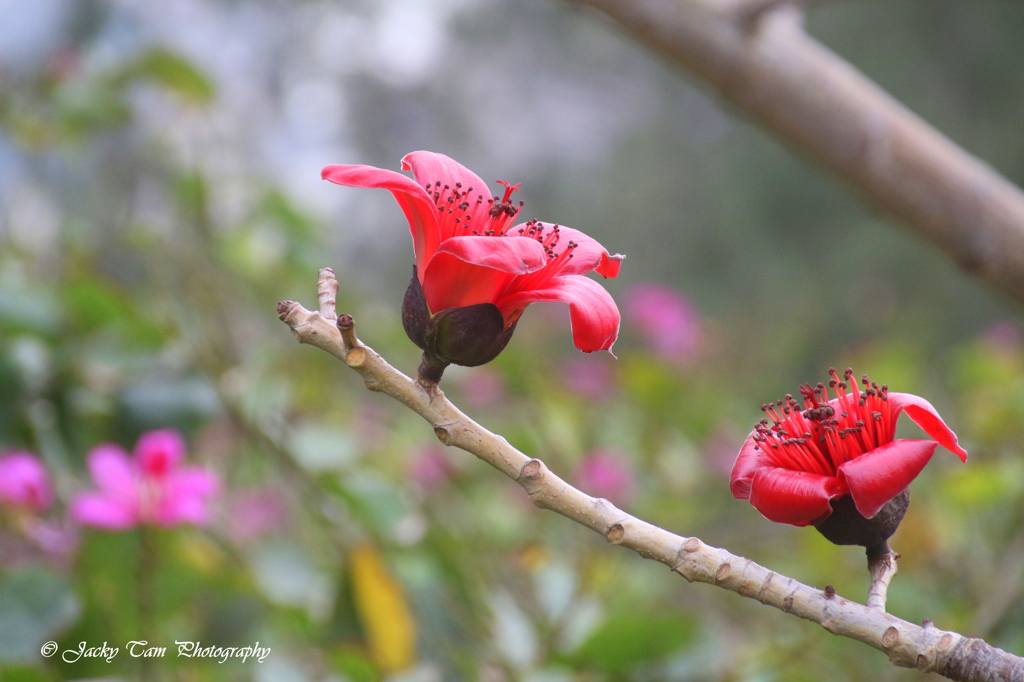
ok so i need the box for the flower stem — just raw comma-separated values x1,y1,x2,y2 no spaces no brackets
137,526,158,681
866,543,899,612
417,352,449,387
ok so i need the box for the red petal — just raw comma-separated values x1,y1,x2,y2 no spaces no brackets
400,151,495,226
421,252,516,312
838,439,938,519
322,163,439,273
748,468,849,526
509,223,623,278
888,392,968,461
597,252,624,278
423,236,548,313
436,236,548,274
401,151,491,199
729,433,776,500
496,275,620,352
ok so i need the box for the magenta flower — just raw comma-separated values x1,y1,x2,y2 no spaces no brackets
70,429,218,530
408,444,458,489
0,452,53,512
227,488,288,543
624,283,702,365
562,354,618,401
455,366,507,408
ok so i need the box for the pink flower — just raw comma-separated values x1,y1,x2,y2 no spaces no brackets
408,444,458,489
70,429,218,530
575,449,635,507
562,354,618,401
227,488,288,543
455,366,507,408
0,452,53,512
624,283,701,365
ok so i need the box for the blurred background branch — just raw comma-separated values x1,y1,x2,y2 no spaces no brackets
569,0,1024,308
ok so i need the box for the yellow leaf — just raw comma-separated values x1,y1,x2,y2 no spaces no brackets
350,543,416,673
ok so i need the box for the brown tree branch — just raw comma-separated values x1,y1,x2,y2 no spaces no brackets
278,268,1024,682
566,0,1024,305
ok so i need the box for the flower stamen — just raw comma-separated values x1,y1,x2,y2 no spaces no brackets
753,368,897,476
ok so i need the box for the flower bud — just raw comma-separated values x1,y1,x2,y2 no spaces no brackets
402,268,517,383
813,487,909,557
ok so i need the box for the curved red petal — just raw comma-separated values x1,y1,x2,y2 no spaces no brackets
436,236,548,274
729,433,776,500
888,392,968,461
597,252,624,278
838,439,938,519
401,151,493,223
496,275,620,353
322,163,439,273
511,223,623,278
748,468,848,526
422,252,516,313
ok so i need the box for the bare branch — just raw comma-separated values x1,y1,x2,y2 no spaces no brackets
279,271,1024,681
567,0,1024,306
317,267,339,321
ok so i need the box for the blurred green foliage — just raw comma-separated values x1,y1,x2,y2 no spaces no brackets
1,1,1023,681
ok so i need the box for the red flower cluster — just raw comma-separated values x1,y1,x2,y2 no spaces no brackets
730,368,967,533
322,152,623,377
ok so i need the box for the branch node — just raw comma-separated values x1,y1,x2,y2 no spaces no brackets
915,654,930,671
606,523,626,545
682,537,702,553
735,0,804,35
756,572,777,603
363,377,384,392
824,585,835,599
346,347,367,368
520,459,544,481
882,626,900,648
715,562,732,583
434,425,453,445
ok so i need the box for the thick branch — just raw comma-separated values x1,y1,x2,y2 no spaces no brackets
278,270,1024,681
567,0,1024,305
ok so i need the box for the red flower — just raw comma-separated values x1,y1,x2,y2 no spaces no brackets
730,368,967,528
322,152,623,354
